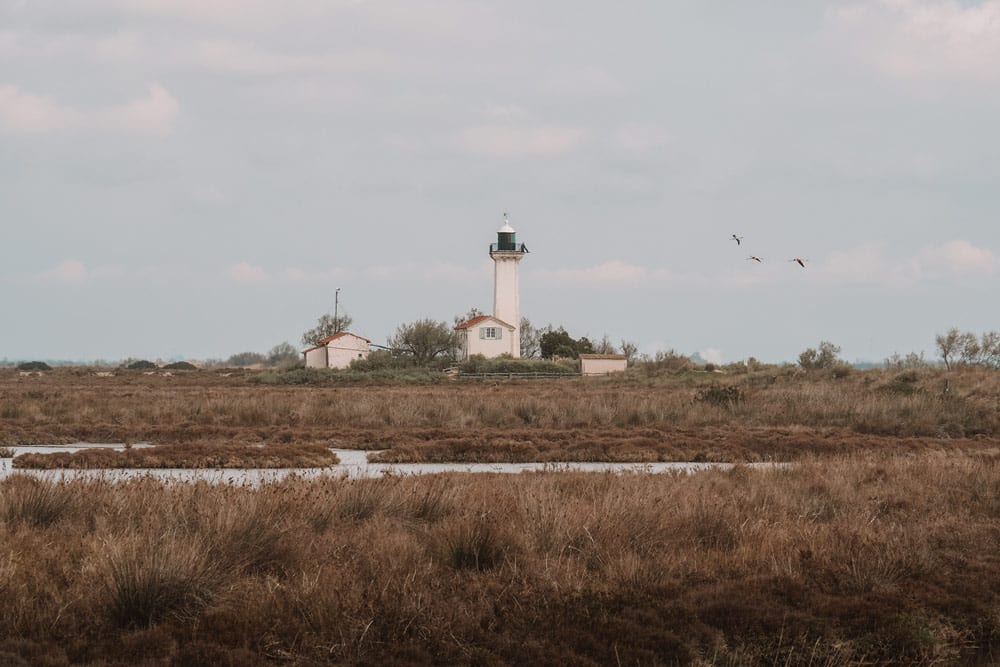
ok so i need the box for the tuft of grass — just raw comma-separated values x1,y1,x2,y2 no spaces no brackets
0,476,75,528
105,535,218,628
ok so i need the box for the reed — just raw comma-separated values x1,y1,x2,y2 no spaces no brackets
0,453,998,664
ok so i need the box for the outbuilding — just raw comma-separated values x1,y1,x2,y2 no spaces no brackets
303,332,371,369
579,353,628,376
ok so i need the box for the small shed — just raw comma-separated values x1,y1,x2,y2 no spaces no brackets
579,353,628,376
303,331,371,370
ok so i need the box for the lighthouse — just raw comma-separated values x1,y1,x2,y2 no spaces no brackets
454,213,528,360
490,213,527,357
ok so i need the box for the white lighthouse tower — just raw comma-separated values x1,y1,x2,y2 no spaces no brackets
454,213,528,360
491,213,527,355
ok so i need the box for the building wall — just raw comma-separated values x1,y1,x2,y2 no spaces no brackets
304,347,328,369
326,335,370,369
581,357,628,376
492,254,522,357
462,323,515,360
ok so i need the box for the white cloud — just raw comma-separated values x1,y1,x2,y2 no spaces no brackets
37,260,124,284
830,0,1000,81
817,239,996,286
193,40,391,76
611,123,673,154
0,83,178,135
227,262,269,284
917,239,997,276
100,83,178,134
534,260,673,286
0,85,78,133
458,124,585,158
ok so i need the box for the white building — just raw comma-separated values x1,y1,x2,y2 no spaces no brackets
580,354,628,376
455,216,528,360
303,331,371,369
454,315,517,359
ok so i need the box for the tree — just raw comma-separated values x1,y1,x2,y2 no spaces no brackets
301,312,354,347
620,340,639,365
268,342,299,366
980,331,1000,369
958,331,982,367
594,335,617,355
520,317,540,358
226,351,266,367
798,341,842,370
388,319,460,366
935,328,961,371
539,327,594,359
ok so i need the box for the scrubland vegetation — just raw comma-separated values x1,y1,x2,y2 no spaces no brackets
0,454,998,665
12,442,338,470
2,366,999,464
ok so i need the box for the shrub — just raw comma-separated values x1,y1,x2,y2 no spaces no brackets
0,476,75,527
15,361,51,371
106,537,218,628
126,360,158,371
0,447,14,458
459,355,575,375
695,384,743,408
162,361,197,371
798,341,843,370
439,517,509,571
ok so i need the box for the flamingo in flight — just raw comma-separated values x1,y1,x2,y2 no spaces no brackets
789,258,807,268
747,256,762,263
730,234,744,246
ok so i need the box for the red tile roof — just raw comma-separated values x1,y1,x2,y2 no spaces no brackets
315,331,371,345
454,315,515,330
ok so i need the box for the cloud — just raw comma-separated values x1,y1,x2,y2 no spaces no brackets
818,239,996,286
611,123,673,154
100,83,179,134
227,262,269,284
458,124,585,158
534,260,673,286
193,40,391,76
37,260,123,284
0,85,78,133
917,239,997,276
0,83,178,135
830,0,1000,81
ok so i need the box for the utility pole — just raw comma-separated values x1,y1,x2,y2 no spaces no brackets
334,288,341,332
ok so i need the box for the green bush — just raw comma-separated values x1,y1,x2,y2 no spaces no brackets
695,384,743,408
459,355,576,375
162,361,197,371
16,361,51,371
126,360,158,370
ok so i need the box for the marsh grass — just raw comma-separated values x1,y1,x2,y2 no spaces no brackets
3,368,999,463
1,455,999,663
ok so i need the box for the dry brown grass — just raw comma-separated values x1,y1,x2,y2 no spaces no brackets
2,367,999,462
0,454,996,663
12,442,338,469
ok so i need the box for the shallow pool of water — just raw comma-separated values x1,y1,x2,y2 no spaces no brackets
0,445,776,483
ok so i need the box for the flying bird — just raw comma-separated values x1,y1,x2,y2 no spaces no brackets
747,256,762,263
730,234,744,246
789,258,807,268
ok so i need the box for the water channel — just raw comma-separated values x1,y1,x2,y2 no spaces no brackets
0,444,773,484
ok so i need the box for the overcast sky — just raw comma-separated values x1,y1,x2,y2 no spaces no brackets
3,0,999,363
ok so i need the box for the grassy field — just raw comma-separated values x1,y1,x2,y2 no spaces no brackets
2,368,999,663
0,454,998,665
2,366,999,464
